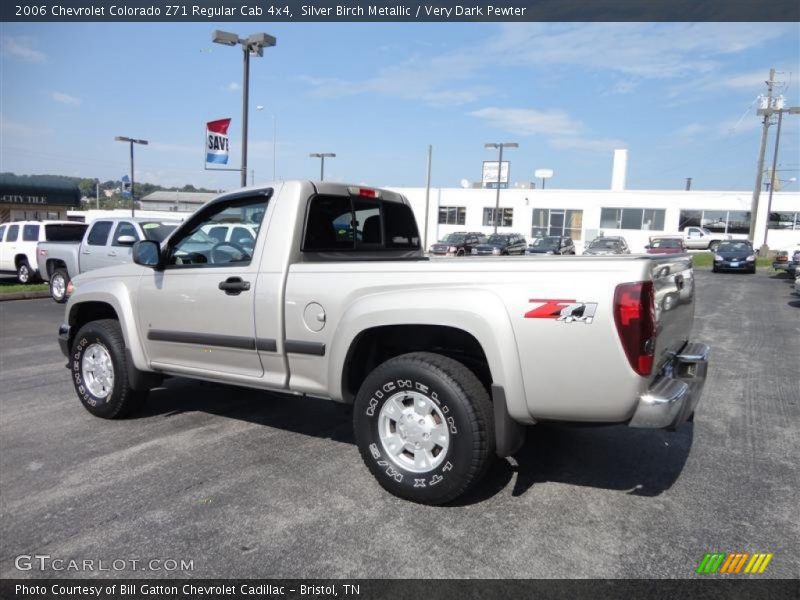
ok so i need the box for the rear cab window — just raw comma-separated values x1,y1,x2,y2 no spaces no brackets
0,225,6,241
44,224,88,242
6,225,19,242
302,191,420,255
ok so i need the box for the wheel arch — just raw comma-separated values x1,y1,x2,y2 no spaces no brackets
65,285,148,373
329,289,531,424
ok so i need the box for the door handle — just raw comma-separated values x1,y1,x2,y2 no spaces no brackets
218,276,251,295
108,251,117,257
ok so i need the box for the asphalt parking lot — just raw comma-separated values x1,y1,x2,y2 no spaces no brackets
1,269,798,579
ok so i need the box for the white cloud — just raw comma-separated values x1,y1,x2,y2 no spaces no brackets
469,107,580,136
223,82,241,92
1,37,46,62
718,116,762,136
52,92,80,106
298,24,796,108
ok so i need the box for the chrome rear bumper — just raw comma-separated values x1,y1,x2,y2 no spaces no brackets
629,342,710,429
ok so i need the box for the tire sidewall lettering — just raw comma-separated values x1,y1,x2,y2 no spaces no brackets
71,333,113,408
362,375,463,490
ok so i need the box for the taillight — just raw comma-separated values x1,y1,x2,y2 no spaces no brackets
614,281,656,377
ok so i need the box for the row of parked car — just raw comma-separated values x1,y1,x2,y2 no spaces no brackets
427,232,693,257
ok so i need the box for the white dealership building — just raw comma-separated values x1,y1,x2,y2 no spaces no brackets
396,150,800,252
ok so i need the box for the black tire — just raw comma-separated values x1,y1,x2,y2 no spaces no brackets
712,265,718,273
50,269,70,303
456,249,465,257
353,352,494,504
709,241,720,252
16,259,33,284
70,319,147,419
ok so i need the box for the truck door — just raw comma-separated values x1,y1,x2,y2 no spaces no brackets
81,221,113,271
137,193,275,379
684,227,703,249
1,224,20,271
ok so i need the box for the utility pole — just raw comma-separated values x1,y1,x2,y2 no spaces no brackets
764,109,783,247
748,68,775,242
685,177,692,191
96,181,100,210
115,136,148,218
423,145,432,251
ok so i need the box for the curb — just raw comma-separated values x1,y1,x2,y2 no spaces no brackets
0,291,51,302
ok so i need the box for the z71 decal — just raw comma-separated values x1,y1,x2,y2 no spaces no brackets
525,299,598,324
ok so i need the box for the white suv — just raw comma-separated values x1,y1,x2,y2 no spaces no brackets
0,220,87,283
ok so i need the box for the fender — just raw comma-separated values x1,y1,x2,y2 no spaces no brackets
328,287,533,424
65,273,151,375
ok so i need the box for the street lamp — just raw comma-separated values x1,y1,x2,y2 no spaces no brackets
213,30,277,188
309,153,336,181
114,136,148,217
256,105,277,181
484,142,518,234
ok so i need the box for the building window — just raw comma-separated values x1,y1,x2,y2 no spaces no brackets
678,209,752,234
438,206,466,225
767,212,799,230
483,207,513,227
532,208,583,240
601,207,665,231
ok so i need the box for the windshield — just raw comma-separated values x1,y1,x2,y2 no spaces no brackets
532,237,558,247
651,239,682,248
141,222,178,243
487,234,509,244
718,241,752,252
442,233,465,243
589,239,618,249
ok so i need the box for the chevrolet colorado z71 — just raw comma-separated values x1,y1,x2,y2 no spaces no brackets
58,181,709,504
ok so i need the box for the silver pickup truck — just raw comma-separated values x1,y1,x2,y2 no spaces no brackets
57,181,709,504
37,217,179,302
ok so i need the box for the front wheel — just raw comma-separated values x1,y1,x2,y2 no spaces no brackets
353,352,494,504
70,319,147,419
50,269,69,303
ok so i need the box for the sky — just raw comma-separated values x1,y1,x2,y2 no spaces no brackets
1,22,799,192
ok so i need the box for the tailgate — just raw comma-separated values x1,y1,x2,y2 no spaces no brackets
649,254,694,376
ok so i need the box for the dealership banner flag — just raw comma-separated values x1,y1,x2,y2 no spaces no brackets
206,118,231,165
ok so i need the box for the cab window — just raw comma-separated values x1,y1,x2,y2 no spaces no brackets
23,224,40,241
6,225,19,242
167,196,267,267
0,225,6,241
87,221,113,246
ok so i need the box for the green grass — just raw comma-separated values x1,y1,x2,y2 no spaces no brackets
0,282,48,294
691,252,773,269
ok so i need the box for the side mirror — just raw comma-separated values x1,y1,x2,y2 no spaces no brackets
132,240,161,269
116,235,137,246
644,245,651,249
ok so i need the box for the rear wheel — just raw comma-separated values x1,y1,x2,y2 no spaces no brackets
353,352,494,504
70,319,147,419
709,241,720,252
16,260,33,284
50,269,69,303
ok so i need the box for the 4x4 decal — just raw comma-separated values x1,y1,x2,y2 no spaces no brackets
525,299,598,324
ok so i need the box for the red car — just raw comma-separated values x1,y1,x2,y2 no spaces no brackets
646,237,686,254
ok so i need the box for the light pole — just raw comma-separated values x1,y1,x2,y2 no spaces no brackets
310,153,336,181
213,30,277,188
114,136,148,217
256,105,277,180
484,142,518,234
